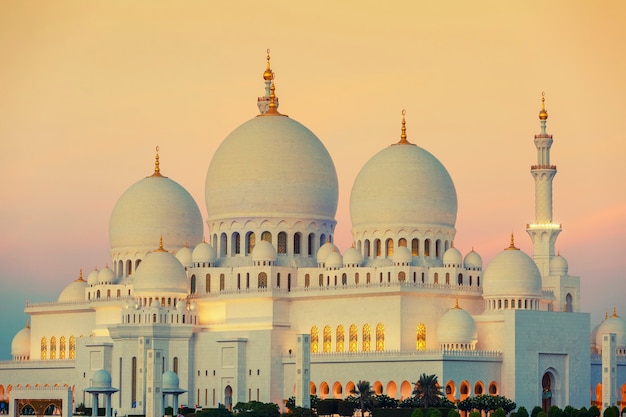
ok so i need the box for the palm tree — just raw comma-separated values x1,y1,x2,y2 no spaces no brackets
351,380,374,417
413,373,443,409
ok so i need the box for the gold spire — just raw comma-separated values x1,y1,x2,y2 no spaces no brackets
155,235,167,252
454,298,460,309
612,307,619,318
394,110,413,145
150,146,166,177
263,49,273,81
505,233,519,250
539,92,548,120
75,268,85,282
605,311,609,320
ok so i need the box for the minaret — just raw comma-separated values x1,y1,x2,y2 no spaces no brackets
257,49,279,114
526,93,562,276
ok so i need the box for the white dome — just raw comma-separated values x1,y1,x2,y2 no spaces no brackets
192,241,216,264
482,244,542,298
437,305,478,346
463,250,483,270
252,240,277,263
98,266,115,284
325,250,343,269
109,172,203,258
393,245,412,264
343,247,363,267
550,254,568,275
92,369,112,389
595,311,626,350
87,268,99,286
58,277,87,302
163,371,180,389
350,143,457,230
133,249,188,296
11,325,31,359
443,246,462,267
150,298,162,309
175,246,193,267
317,241,338,264
205,115,338,222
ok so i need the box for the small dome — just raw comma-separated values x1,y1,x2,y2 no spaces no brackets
58,277,87,303
463,250,482,270
343,247,363,267
176,301,186,310
437,304,477,347
133,249,189,296
550,254,568,275
150,299,161,309
443,246,462,267
163,371,180,389
189,301,198,311
325,250,343,269
595,310,626,351
393,245,412,264
87,268,100,286
98,267,115,284
11,324,31,359
175,246,193,267
92,369,112,389
252,240,277,263
317,240,338,265
483,242,542,298
192,241,216,264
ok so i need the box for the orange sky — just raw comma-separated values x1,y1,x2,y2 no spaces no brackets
1,1,625,359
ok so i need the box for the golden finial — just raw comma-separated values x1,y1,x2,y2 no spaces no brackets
395,109,412,145
454,298,459,309
156,235,166,252
605,311,609,320
150,146,164,177
505,233,519,250
263,49,273,81
612,307,619,318
75,268,85,282
539,92,548,120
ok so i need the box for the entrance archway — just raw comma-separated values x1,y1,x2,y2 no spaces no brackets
542,372,554,412
224,386,233,411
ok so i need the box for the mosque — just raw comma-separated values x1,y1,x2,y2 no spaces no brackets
1,53,625,417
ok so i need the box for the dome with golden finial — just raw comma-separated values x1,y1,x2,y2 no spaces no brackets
437,300,478,349
133,239,189,296
11,322,31,361
594,308,626,352
263,49,273,81
58,269,88,302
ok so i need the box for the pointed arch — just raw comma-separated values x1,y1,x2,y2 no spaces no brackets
362,324,371,351
311,326,319,353
349,324,358,352
336,325,345,352
375,323,384,351
323,325,332,352
417,323,426,350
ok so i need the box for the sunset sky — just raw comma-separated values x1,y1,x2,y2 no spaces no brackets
1,1,625,360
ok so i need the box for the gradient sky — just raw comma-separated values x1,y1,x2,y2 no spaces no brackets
1,1,625,360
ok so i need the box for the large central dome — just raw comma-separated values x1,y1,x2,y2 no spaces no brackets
205,108,338,223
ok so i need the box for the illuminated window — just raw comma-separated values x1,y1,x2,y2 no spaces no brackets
311,326,319,353
364,240,370,257
424,239,431,256
246,232,256,254
41,337,47,360
69,336,76,359
261,231,272,242
417,323,426,350
363,324,371,351
374,240,381,257
376,323,384,351
59,336,66,359
336,325,345,352
50,337,56,360
258,272,267,288
386,239,394,257
399,238,407,247
323,325,332,352
412,239,419,256
278,232,287,254
349,325,358,352
398,271,406,282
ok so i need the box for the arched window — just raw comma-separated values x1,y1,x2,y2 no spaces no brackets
246,232,256,254
434,273,439,284
398,271,406,282
458,273,463,285
323,325,332,353
135,259,142,270
336,325,345,352
311,326,319,353
374,239,381,257
262,231,272,242
132,357,137,405
59,336,66,360
364,240,371,257
190,275,197,294
294,233,301,255
277,273,281,288
305,274,310,288
206,274,211,293
69,336,76,359
233,232,241,255
366,273,371,284
412,239,419,256
50,337,56,360
399,238,407,247
424,239,430,256
41,337,47,360
127,259,133,276
107,289,111,298
278,232,287,254
355,273,359,284
220,233,227,257
118,260,123,276
445,273,450,285
220,274,225,291
308,233,314,256
258,272,268,288
566,293,573,312
173,357,179,374
417,323,426,350
319,274,324,287
362,324,371,351
386,239,394,257
342,273,347,285
436,239,441,257
375,323,384,351
349,325,358,352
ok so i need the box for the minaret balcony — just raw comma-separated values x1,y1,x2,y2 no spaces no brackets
526,222,562,230
530,164,557,170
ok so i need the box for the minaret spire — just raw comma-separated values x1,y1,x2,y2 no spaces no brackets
257,49,284,116
392,110,415,146
149,146,167,178
526,92,561,276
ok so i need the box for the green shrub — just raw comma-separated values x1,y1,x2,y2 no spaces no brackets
532,407,544,417
549,405,563,417
448,410,460,417
493,408,506,417
589,406,600,417
412,408,425,417
470,411,481,417
337,401,356,417
517,406,530,417
603,406,619,417
427,408,443,417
